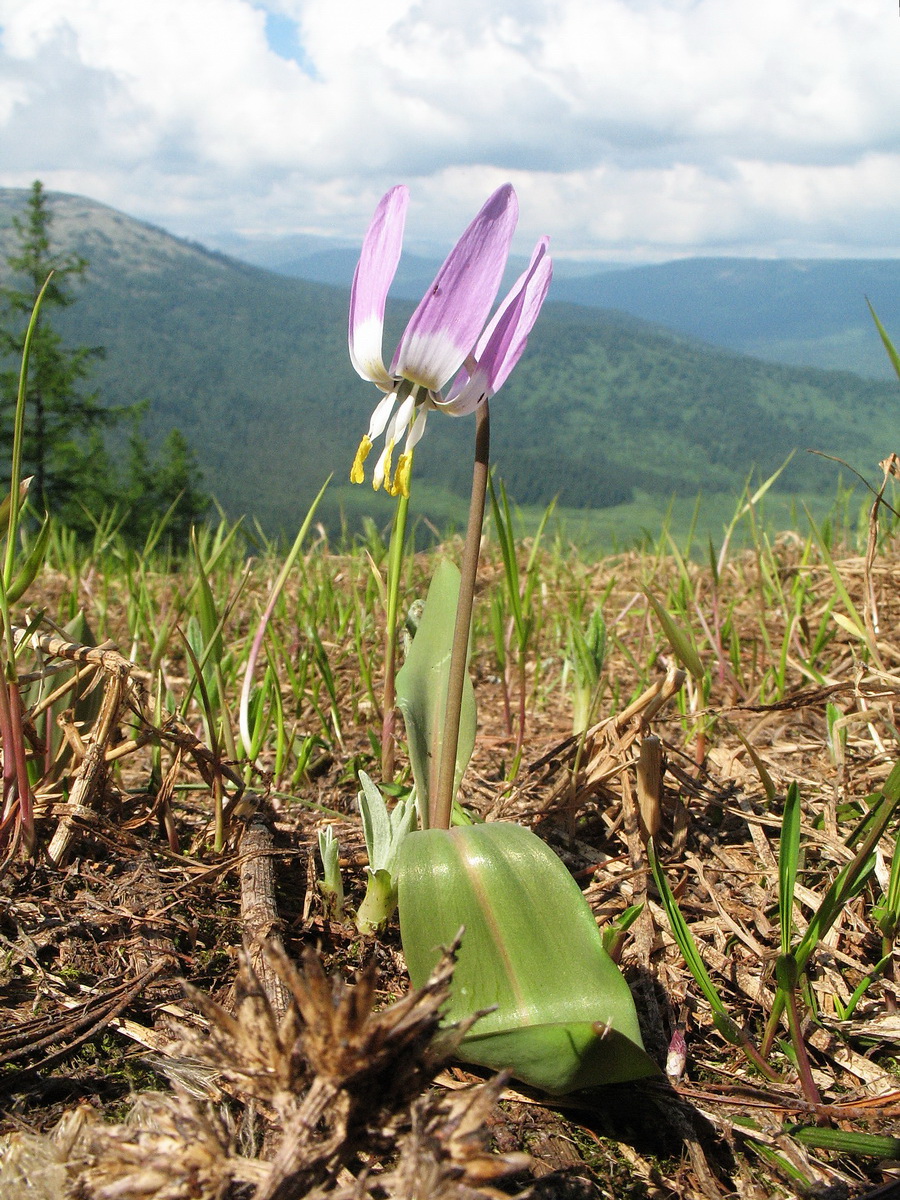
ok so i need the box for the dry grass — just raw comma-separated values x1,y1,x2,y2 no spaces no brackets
1,524,899,1199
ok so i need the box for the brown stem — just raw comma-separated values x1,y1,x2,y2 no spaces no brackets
431,401,490,830
381,483,411,784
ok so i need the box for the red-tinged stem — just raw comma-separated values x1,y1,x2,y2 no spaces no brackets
785,985,822,1107
6,681,33,855
738,1032,784,1084
0,673,16,820
431,400,490,830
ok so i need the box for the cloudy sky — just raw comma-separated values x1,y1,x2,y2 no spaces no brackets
0,0,899,262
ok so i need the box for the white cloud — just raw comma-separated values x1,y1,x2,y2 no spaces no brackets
0,0,899,258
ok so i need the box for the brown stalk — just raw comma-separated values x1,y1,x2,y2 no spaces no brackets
431,400,490,830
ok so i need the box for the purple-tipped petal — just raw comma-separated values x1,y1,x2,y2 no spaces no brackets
391,184,519,391
442,237,552,415
349,186,409,387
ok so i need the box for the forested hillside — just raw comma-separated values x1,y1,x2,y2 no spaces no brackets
216,229,900,379
1,188,897,534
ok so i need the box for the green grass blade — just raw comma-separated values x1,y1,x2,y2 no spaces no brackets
803,504,869,642
778,781,802,957
238,477,329,758
788,1125,900,1158
4,273,53,589
794,762,900,975
645,590,705,683
647,839,729,1021
866,299,900,382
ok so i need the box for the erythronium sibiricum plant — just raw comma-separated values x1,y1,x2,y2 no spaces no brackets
348,183,552,498
350,182,551,784
349,184,654,1093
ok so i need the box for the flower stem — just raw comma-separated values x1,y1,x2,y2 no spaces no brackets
431,401,490,830
382,481,412,782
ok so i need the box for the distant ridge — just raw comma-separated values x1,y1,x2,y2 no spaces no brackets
218,224,900,380
0,187,897,534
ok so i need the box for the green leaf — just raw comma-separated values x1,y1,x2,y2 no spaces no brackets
358,770,416,875
792,764,900,975
601,902,643,957
803,505,870,644
317,825,345,920
398,822,657,1094
647,839,730,1021
867,299,900,382
395,561,476,826
778,781,801,957
6,513,51,604
644,590,705,682
239,476,330,758
788,1124,900,1158
191,529,224,667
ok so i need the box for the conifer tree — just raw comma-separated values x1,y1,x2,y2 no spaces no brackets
0,181,209,542
0,180,119,518
123,421,210,545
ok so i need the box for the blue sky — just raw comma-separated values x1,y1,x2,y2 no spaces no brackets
0,0,899,263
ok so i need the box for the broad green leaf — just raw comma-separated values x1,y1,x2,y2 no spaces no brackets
395,561,476,826
398,822,657,1094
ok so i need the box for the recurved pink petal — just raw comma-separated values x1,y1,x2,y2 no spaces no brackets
391,184,519,392
349,185,409,387
442,237,552,415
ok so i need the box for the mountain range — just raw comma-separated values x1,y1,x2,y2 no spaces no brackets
0,187,898,539
213,230,900,380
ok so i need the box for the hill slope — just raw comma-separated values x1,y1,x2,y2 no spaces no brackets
550,257,900,379
226,229,900,380
1,189,898,534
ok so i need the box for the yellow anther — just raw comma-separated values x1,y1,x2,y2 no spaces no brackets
390,451,413,498
375,439,394,492
350,435,372,484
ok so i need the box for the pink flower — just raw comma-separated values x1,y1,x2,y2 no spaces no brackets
349,185,552,496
